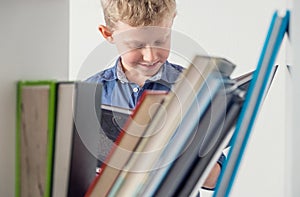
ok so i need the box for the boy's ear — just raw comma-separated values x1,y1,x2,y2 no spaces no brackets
98,25,114,43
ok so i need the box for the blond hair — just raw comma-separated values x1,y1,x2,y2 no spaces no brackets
101,0,176,29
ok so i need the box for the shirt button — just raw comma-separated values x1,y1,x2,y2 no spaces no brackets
133,87,139,92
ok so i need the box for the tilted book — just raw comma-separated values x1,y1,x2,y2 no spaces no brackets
213,10,290,197
85,90,168,197
143,70,253,197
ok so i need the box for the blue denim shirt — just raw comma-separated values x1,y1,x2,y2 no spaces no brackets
86,59,184,109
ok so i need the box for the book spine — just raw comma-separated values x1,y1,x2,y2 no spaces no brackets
15,80,57,197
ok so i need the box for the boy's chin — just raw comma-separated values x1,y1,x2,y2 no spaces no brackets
138,62,162,71
135,66,159,75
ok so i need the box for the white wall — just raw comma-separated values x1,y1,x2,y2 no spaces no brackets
0,1,69,196
70,0,290,197
70,0,286,78
0,0,294,196
288,0,300,196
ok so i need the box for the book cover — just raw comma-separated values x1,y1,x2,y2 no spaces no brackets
52,81,102,197
213,10,290,197
52,82,74,197
16,80,56,197
149,70,251,197
178,83,248,197
136,71,228,196
85,90,168,197
100,104,132,142
188,66,278,197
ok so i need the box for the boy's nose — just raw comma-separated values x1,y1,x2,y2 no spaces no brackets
142,47,156,63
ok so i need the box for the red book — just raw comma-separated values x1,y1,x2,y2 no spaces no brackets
85,90,168,197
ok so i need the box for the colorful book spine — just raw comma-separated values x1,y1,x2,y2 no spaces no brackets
213,10,290,197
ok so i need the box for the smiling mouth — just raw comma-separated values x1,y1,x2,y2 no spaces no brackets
140,61,160,68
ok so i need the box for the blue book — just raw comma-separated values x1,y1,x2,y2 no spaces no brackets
213,10,290,197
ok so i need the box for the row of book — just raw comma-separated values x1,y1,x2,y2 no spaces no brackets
16,54,252,197
15,10,289,197
16,80,102,197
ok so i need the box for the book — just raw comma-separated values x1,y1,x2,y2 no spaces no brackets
100,104,132,142
177,75,252,197
139,70,254,197
96,104,133,168
51,82,74,197
189,65,278,197
52,82,101,197
213,10,290,197
144,66,277,197
16,80,56,197
107,55,236,197
85,90,168,197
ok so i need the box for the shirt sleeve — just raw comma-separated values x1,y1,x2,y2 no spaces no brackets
217,152,226,168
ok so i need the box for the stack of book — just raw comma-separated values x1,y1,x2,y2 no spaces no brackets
16,81,102,197
15,54,252,197
14,56,276,197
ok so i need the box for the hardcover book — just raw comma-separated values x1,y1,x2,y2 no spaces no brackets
213,10,290,197
85,90,168,197
16,81,56,197
52,82,101,197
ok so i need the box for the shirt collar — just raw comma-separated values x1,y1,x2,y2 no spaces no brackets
101,57,182,85
116,59,163,83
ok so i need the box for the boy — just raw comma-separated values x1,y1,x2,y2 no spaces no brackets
86,0,224,190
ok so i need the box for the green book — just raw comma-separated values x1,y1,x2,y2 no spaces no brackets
16,80,57,197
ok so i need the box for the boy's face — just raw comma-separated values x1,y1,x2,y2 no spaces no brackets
100,19,173,78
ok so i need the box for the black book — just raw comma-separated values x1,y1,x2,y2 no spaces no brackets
52,82,101,197
100,104,132,142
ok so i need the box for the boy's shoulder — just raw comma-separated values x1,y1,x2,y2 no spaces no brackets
161,61,185,84
166,61,185,72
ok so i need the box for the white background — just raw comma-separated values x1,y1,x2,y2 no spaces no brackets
1,0,299,196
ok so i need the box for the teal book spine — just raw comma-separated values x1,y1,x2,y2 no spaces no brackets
213,10,290,197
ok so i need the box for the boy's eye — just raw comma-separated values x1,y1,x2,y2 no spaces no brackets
154,35,169,46
135,44,145,49
154,40,164,46
127,43,145,49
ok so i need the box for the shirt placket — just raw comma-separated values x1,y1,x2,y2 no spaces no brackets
131,84,140,107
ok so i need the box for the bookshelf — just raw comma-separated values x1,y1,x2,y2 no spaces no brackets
0,0,299,196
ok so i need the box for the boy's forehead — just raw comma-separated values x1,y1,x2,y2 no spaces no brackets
113,22,172,42
114,18,172,32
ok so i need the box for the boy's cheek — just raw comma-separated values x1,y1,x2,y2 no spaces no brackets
157,48,171,60
120,51,141,63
